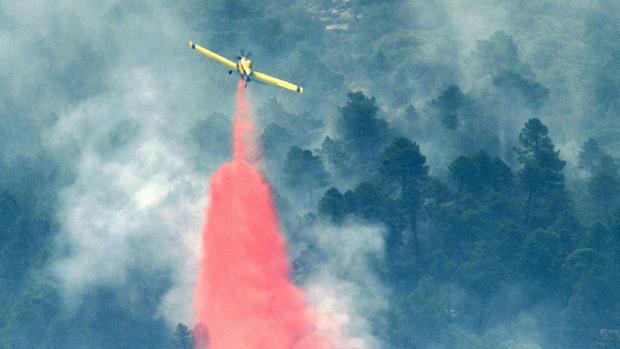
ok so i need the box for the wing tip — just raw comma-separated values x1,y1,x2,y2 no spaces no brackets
188,40,195,50
297,86,304,94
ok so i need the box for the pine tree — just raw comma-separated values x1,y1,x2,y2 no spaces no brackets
174,323,193,349
381,137,429,266
515,118,566,229
589,155,620,219
578,138,606,171
283,147,329,205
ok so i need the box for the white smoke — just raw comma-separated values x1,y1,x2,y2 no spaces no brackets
26,0,235,326
300,222,389,349
47,65,208,325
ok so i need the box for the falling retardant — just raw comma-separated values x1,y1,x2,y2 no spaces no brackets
193,80,328,349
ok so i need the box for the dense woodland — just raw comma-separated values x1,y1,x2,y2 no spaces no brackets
5,91,620,348
263,92,620,349
285,93,620,348
3,0,620,348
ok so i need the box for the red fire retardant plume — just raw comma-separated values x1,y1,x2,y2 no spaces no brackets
193,80,327,349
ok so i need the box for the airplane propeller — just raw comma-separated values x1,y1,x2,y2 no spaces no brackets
238,48,252,59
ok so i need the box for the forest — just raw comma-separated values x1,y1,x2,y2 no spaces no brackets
4,91,620,348
269,92,620,349
2,0,620,348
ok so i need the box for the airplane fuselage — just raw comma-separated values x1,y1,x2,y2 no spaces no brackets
237,57,253,81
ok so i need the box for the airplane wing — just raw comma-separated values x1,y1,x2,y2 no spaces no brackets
253,71,304,94
189,41,238,71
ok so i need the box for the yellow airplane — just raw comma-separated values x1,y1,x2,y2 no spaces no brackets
189,41,304,94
